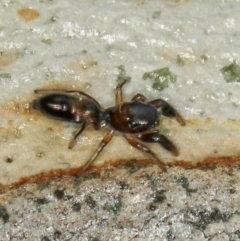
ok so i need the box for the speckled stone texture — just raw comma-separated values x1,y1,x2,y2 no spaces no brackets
0,163,240,241
0,0,240,186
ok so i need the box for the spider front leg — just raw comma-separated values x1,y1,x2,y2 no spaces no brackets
34,89,90,97
148,99,185,126
80,129,114,173
34,89,102,108
115,77,131,105
68,122,87,149
124,134,167,172
137,131,179,156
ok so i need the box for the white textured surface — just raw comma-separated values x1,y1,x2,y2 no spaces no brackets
0,0,239,119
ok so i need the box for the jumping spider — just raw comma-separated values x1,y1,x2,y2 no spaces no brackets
32,78,185,172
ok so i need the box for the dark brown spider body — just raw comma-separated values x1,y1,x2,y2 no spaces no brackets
33,90,105,132
105,101,159,133
32,78,185,172
33,94,80,122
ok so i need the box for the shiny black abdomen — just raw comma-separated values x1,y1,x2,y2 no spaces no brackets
33,94,76,122
105,101,159,133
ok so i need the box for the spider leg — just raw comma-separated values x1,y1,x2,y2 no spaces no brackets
131,93,146,102
116,77,131,105
80,130,114,172
34,89,89,96
34,89,90,96
68,122,87,149
124,134,167,172
34,89,102,108
137,131,179,156
148,99,185,126
34,88,60,94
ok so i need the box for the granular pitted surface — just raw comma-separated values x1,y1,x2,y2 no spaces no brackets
1,164,240,240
